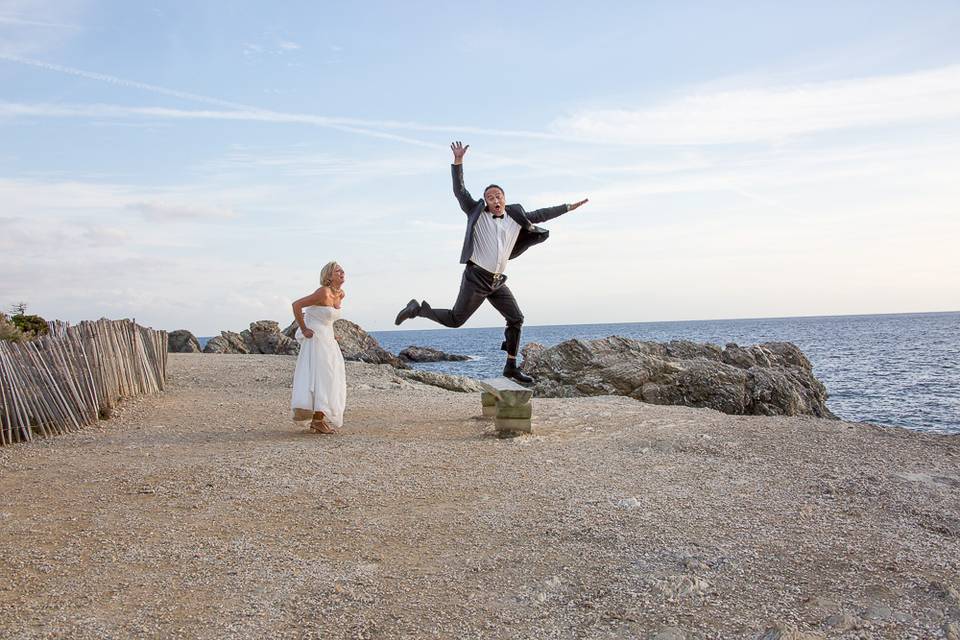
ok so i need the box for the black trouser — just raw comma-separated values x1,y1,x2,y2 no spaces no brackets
418,262,524,358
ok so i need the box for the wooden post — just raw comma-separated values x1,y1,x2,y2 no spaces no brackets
0,318,168,446
0,344,32,441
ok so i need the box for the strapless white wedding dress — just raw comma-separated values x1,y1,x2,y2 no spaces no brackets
291,305,346,427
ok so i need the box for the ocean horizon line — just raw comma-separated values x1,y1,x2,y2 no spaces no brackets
367,308,960,335
190,308,960,338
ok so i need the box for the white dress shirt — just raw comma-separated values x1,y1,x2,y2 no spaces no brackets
470,211,521,275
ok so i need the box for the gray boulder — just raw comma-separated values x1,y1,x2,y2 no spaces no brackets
203,331,250,354
399,345,470,362
168,329,201,353
203,322,298,355
521,337,836,419
243,320,299,355
334,319,409,368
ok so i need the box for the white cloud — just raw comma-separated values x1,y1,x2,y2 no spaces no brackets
0,176,133,210
0,215,69,251
278,40,300,51
525,137,960,231
201,148,439,178
552,64,960,144
126,200,238,221
0,175,278,214
82,225,129,246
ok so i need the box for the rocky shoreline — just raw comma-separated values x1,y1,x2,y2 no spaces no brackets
173,323,470,366
170,321,839,419
522,337,835,418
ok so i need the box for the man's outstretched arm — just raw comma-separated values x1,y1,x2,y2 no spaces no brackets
450,141,479,214
527,198,589,223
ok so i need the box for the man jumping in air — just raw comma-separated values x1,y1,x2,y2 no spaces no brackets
394,141,588,384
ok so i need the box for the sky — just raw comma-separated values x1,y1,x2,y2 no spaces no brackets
2,0,959,335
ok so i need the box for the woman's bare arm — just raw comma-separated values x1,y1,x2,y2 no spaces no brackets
292,287,328,336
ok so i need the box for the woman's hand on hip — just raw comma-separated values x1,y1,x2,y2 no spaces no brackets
302,328,314,339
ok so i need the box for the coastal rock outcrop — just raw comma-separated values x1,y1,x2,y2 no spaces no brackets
242,321,299,355
203,331,250,354
202,321,297,355
521,337,836,419
399,345,470,362
203,319,406,366
168,330,201,353
334,320,409,369
283,319,409,369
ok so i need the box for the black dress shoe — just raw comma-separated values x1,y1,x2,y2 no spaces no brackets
503,362,534,384
394,299,420,325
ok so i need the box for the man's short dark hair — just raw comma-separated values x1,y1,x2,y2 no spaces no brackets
483,184,505,196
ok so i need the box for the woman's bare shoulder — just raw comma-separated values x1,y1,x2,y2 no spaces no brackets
296,287,326,305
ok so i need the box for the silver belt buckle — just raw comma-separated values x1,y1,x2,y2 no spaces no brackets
493,272,503,283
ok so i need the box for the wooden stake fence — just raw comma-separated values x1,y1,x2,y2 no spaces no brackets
0,319,168,446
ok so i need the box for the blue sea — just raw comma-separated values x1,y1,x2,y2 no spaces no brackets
371,312,960,434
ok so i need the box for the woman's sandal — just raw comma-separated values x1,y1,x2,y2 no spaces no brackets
310,418,336,434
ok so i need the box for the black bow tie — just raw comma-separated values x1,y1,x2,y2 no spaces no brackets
491,213,504,219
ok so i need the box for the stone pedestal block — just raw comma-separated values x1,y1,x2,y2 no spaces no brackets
481,391,497,417
495,417,532,435
495,403,532,419
480,377,535,436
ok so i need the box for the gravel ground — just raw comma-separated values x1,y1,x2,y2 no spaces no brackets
1,353,959,640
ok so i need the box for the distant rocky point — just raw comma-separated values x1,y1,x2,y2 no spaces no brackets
170,319,407,369
521,337,836,419
168,330,202,353
203,321,298,356
399,345,470,363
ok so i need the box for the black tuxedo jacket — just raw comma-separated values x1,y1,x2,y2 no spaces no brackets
451,164,569,265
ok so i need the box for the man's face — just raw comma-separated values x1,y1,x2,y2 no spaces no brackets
484,187,505,214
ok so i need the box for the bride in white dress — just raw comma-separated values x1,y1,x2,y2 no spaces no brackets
290,261,347,434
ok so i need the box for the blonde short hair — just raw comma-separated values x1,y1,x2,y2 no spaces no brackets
320,261,341,287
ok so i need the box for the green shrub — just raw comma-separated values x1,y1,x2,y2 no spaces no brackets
0,313,24,342
11,313,49,338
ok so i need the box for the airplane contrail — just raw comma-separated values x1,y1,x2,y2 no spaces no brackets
0,15,82,29
0,53,573,147
0,52,448,148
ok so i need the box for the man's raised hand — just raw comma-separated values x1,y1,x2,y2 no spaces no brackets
451,141,469,165
568,198,589,212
